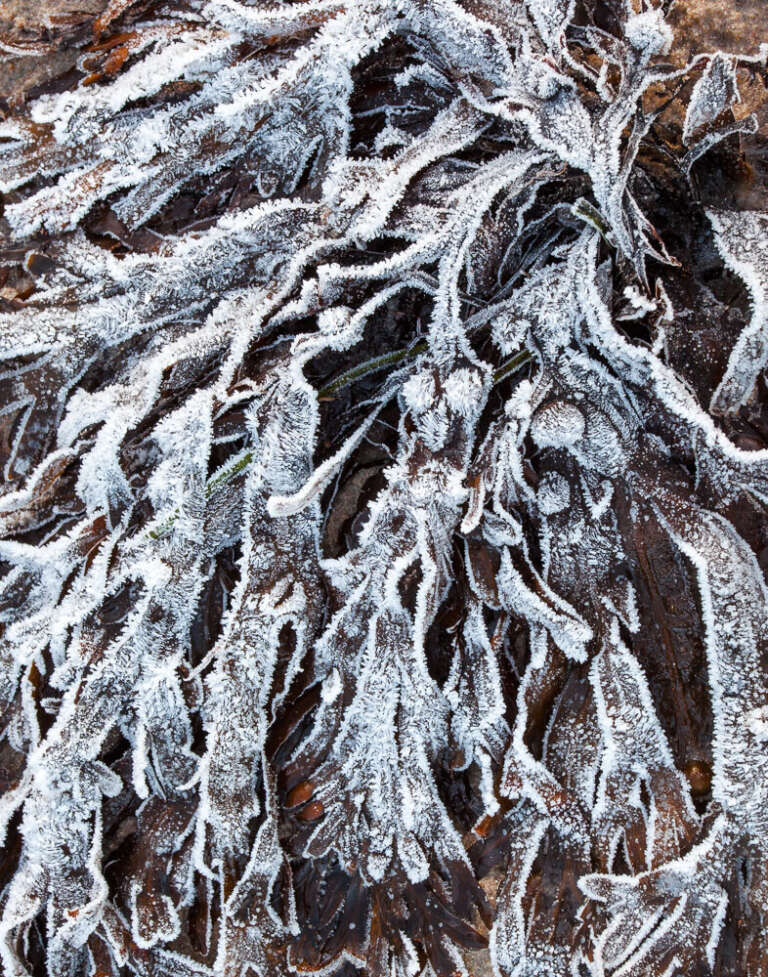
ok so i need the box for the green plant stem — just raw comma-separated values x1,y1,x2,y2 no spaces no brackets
317,340,428,398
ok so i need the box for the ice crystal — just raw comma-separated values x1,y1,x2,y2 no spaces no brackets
0,1,767,975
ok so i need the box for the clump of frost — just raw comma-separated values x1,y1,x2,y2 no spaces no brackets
0,1,767,976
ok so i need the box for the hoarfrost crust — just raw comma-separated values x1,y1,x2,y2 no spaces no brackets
0,1,766,976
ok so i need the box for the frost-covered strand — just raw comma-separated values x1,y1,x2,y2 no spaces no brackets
486,222,768,973
0,200,319,487
0,393,215,975
0,0,395,235
293,346,491,886
590,621,698,872
287,145,546,900
708,210,768,414
197,364,323,867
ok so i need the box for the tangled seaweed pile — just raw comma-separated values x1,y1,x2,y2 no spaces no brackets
1,0,768,974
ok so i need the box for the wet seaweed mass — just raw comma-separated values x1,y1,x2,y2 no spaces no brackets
0,1,767,975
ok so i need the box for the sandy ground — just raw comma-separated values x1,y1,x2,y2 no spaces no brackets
0,0,106,100
668,0,767,60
